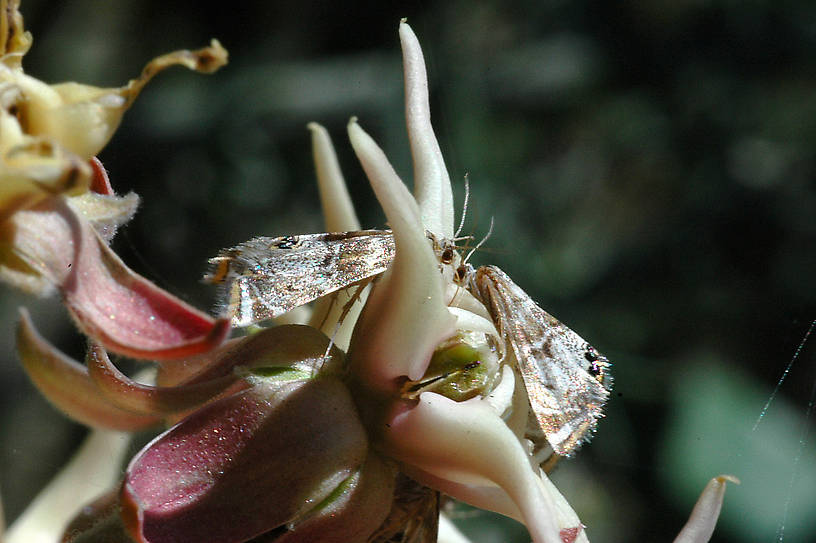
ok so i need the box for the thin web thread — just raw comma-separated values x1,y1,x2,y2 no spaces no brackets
776,360,816,542
748,319,815,542
752,319,815,432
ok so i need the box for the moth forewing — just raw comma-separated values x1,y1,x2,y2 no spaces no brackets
206,230,396,327
473,265,611,456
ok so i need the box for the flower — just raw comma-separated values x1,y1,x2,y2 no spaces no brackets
8,11,737,543
0,0,230,359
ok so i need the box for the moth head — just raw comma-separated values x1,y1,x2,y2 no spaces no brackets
583,344,613,389
426,231,462,282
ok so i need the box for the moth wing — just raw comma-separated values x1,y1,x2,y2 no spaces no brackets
368,474,439,543
474,266,611,456
207,231,395,327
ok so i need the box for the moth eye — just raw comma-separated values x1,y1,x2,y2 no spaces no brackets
441,247,454,264
584,347,599,363
275,236,298,250
454,265,467,283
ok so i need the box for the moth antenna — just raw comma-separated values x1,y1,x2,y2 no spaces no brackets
464,216,494,265
454,173,470,239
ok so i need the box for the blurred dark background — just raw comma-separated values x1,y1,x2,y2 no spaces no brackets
2,1,815,541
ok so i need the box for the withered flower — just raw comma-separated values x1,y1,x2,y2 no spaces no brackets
0,0,229,359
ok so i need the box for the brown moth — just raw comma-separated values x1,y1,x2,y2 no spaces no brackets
206,231,611,455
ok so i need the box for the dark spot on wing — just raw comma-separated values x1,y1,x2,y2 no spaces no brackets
275,236,298,249
540,338,555,359
588,362,602,377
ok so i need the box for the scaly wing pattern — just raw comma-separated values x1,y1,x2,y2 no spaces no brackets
206,231,395,327
473,265,611,456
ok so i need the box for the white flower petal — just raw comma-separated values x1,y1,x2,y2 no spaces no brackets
307,122,365,349
385,391,576,543
673,475,739,543
308,122,360,232
347,119,456,384
399,21,455,239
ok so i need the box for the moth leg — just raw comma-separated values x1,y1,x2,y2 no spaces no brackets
339,280,371,322
318,280,371,373
314,291,340,331
540,452,562,474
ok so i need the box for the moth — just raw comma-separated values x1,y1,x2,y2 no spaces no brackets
367,473,439,543
206,230,396,327
206,230,611,456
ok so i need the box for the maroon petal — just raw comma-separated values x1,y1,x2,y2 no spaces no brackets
88,157,114,196
154,338,242,387
86,343,244,416
11,199,229,359
16,309,160,430
154,324,339,390
274,454,397,543
122,377,369,543
172,324,342,385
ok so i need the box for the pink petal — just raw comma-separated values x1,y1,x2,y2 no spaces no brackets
169,323,341,385
16,309,160,430
122,377,369,543
154,338,242,387
86,343,243,415
11,199,229,359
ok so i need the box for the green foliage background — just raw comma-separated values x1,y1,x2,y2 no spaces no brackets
1,1,815,541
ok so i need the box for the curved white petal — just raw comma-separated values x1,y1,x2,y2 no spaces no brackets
673,475,738,543
307,122,365,350
347,120,456,385
399,21,454,239
385,391,578,543
308,122,360,232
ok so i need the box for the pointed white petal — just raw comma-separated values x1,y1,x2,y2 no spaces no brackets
347,120,456,384
673,475,739,543
308,122,360,232
307,122,365,348
399,21,454,239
